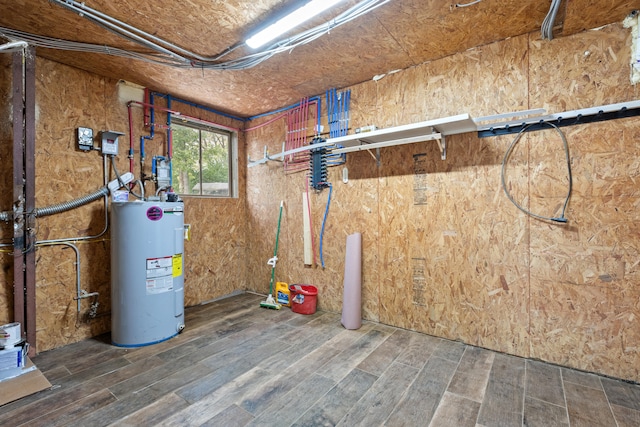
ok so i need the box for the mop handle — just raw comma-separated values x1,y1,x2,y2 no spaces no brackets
273,201,283,258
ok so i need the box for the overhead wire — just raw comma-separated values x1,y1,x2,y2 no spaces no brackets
455,0,483,7
541,0,562,40
0,27,184,67
49,0,243,63
501,122,572,223
3,0,390,71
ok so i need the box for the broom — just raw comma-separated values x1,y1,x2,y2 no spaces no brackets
260,201,284,309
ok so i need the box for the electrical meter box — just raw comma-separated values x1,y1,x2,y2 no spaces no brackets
101,131,124,156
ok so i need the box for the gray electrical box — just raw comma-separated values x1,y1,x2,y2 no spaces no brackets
100,130,124,156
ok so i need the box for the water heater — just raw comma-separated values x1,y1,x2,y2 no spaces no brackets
110,200,185,347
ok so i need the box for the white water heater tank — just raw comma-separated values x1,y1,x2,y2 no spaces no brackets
110,200,185,347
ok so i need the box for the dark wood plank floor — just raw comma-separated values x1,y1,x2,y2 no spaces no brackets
2,292,640,426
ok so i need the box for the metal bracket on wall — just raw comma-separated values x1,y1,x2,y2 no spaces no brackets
328,114,477,164
331,131,445,165
437,135,446,160
477,100,640,137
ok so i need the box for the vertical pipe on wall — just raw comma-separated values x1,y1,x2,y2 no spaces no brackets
167,94,173,159
12,49,26,341
128,103,135,174
11,46,36,355
24,46,36,355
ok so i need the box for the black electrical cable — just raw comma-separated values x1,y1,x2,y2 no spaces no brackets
501,121,572,224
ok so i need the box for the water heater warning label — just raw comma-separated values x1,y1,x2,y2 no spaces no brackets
146,256,173,294
172,254,183,277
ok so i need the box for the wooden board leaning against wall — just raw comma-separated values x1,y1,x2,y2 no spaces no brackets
245,22,640,382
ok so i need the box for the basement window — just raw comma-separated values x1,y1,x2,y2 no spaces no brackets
171,122,238,197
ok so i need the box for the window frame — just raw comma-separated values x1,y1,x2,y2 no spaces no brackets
171,120,238,198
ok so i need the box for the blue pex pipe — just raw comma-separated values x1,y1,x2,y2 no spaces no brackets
151,156,167,175
152,91,246,123
319,182,333,269
152,91,323,133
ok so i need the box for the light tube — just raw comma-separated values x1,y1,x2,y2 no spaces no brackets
246,0,344,49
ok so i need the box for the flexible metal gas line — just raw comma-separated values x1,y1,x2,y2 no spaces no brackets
33,187,110,218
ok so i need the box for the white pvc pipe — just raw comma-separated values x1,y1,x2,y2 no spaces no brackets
0,41,28,52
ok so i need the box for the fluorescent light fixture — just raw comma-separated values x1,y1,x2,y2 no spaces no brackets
246,0,344,49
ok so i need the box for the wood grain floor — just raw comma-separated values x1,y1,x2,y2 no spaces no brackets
2,292,639,426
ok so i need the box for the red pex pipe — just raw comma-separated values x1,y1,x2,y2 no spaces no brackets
303,97,309,144
127,103,134,173
298,98,302,142
143,88,150,127
287,107,293,163
244,111,288,132
303,96,309,144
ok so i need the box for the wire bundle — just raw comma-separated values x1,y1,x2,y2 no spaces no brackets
541,0,562,40
501,122,572,223
1,0,390,71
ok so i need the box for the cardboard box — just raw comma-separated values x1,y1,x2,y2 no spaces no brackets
0,357,52,406
0,345,26,381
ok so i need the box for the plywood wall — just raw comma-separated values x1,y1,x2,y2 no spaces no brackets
527,24,640,380
246,23,640,381
0,57,247,352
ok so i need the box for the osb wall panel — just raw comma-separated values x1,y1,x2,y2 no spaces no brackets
373,35,532,356
246,116,288,297
340,80,385,321
563,1,640,36
377,138,531,355
0,54,13,325
32,58,120,352
183,197,247,305
527,23,640,380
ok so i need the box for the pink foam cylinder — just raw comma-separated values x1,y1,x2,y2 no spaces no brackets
341,232,362,330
